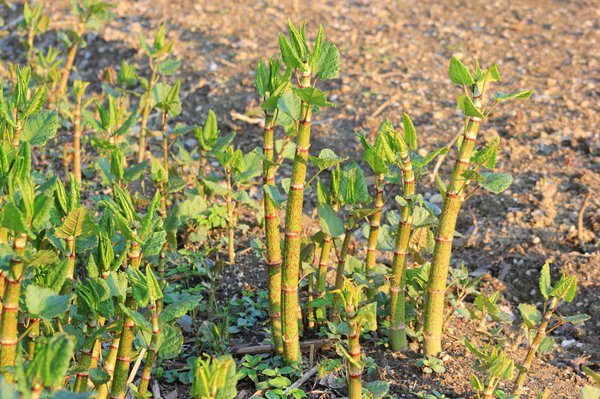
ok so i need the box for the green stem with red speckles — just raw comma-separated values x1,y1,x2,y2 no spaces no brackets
423,91,483,355
0,234,27,382
281,68,312,365
262,111,284,355
74,316,99,392
137,300,160,395
346,303,362,399
331,218,355,321
389,146,415,351
366,175,385,300
315,236,331,324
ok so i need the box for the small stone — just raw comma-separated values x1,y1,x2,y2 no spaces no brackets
430,194,443,204
532,236,541,244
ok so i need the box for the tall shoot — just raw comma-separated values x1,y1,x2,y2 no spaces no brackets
277,20,340,364
423,58,531,355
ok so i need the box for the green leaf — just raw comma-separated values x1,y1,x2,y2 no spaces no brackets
255,59,269,97
449,57,474,85
158,298,200,325
22,110,58,146
518,303,542,329
279,34,302,69
25,285,71,319
22,84,47,119
479,172,513,194
457,95,484,118
485,64,501,82
127,267,150,307
539,262,552,299
313,42,340,80
402,112,417,151
294,87,335,108
157,57,181,75
145,265,163,302
158,324,184,359
317,204,344,238
494,90,533,102
470,374,483,391
357,301,377,331
264,185,286,210
55,207,88,239
537,336,555,355
582,366,600,385
39,334,76,389
471,138,499,169
308,148,346,170
1,202,33,237
90,368,110,386
559,313,590,325
550,275,577,303
365,381,389,399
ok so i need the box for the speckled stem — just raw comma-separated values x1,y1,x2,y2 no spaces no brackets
0,235,27,382
331,219,355,321
281,68,312,365
423,95,482,356
389,148,415,351
366,174,385,300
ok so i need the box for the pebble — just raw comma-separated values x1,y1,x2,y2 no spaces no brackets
532,236,541,245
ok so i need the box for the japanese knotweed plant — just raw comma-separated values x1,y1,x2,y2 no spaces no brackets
464,340,515,399
269,20,340,364
511,263,588,398
423,58,532,355
18,1,50,66
56,0,114,100
137,24,180,162
329,278,377,399
378,116,447,351
70,80,89,184
190,354,238,399
256,56,292,354
203,134,262,265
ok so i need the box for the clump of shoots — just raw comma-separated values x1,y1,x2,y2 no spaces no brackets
423,58,532,355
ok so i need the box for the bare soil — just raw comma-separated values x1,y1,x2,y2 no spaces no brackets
1,0,598,398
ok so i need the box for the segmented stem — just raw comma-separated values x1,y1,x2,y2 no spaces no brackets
331,219,354,321
315,236,331,324
423,102,482,355
0,235,27,382
281,68,312,364
262,112,284,354
389,149,415,351
365,174,385,299
347,305,362,399
138,301,160,395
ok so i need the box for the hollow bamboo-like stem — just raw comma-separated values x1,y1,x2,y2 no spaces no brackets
61,236,76,294
483,376,498,399
73,89,84,184
389,149,415,351
315,236,331,324
365,174,385,300
331,219,355,321
137,301,160,395
74,317,99,392
262,112,284,354
423,110,482,356
137,65,157,163
96,334,120,399
512,297,559,398
109,309,135,399
0,235,27,382
281,68,312,364
57,23,84,98
346,305,362,399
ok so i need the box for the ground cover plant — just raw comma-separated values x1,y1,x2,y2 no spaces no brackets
0,1,598,398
